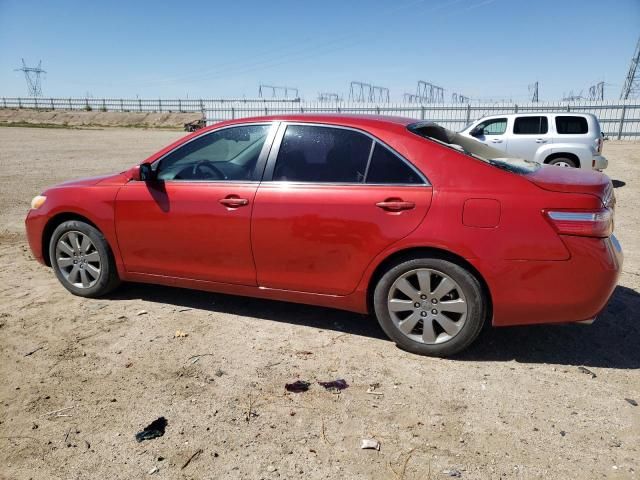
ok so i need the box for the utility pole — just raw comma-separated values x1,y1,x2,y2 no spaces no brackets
15,59,46,97
620,36,640,100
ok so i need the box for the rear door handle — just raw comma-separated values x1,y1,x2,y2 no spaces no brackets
219,196,249,208
376,200,416,212
490,139,503,143
535,138,547,143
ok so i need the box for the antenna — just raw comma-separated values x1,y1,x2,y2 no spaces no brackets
15,59,46,97
620,36,640,99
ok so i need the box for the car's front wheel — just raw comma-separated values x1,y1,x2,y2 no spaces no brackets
49,220,120,297
373,257,487,357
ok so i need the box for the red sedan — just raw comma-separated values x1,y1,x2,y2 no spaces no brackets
25,115,622,356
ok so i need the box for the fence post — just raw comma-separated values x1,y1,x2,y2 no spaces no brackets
35,97,39,110
420,106,425,120
85,98,89,110
102,99,106,111
617,104,627,140
69,98,72,110
2,97,6,108
514,104,518,113
231,107,235,119
120,99,124,111
178,99,182,112
200,99,204,115
18,98,22,108
139,99,142,112
51,98,54,110
158,99,162,112
465,104,471,125
566,104,571,112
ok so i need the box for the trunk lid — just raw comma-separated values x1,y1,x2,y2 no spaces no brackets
526,164,612,202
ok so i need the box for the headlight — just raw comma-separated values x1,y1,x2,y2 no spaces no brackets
30,195,47,209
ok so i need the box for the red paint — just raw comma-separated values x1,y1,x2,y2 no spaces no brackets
25,114,622,327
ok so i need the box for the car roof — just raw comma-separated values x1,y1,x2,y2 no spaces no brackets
479,112,596,119
207,113,416,131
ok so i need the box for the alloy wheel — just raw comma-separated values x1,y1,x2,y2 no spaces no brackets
387,268,468,345
55,230,102,289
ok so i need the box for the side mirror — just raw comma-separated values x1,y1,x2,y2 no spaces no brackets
469,127,483,137
139,163,156,181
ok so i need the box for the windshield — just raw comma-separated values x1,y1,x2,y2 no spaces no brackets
407,122,541,174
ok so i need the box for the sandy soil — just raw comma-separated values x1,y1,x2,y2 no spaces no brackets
0,127,638,480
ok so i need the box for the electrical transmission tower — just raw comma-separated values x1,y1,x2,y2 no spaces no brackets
349,81,373,102
528,81,539,102
318,92,342,102
620,36,640,100
562,90,584,101
416,80,444,103
15,59,46,97
370,85,390,103
258,84,299,99
588,81,604,101
403,93,420,103
451,92,470,103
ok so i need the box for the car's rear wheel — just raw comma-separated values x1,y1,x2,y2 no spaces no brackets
49,220,120,297
373,257,487,357
548,157,577,168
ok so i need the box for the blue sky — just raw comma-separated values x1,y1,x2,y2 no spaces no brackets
1,0,638,101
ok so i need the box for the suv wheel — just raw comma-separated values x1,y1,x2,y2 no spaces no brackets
548,157,577,168
373,257,487,357
49,220,120,297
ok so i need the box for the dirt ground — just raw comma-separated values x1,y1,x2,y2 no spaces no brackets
0,127,638,480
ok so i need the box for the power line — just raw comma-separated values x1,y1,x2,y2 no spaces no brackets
620,36,640,100
15,59,46,97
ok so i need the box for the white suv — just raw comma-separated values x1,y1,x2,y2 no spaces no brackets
460,113,607,170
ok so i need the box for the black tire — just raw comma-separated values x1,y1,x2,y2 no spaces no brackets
49,220,121,297
548,157,578,168
373,257,487,357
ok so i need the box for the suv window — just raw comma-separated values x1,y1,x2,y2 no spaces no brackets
156,124,270,181
513,116,548,135
555,116,588,134
475,118,507,135
273,125,372,183
366,143,423,184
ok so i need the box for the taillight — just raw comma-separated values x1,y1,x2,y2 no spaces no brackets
545,208,613,238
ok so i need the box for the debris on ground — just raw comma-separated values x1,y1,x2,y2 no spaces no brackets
187,353,214,365
135,417,168,442
578,366,596,378
318,379,349,392
443,469,462,477
360,438,380,450
295,350,313,359
285,380,310,393
174,330,188,338
181,448,203,470
625,398,638,406
148,466,159,475
24,346,43,356
367,383,384,395
40,406,74,418
136,310,148,316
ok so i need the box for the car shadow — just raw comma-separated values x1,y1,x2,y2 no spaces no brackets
110,283,639,369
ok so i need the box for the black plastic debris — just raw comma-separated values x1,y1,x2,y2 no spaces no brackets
135,417,168,442
625,398,638,406
285,380,310,393
318,379,349,391
578,366,596,378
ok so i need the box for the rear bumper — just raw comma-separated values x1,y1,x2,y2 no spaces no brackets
474,234,622,327
592,154,608,171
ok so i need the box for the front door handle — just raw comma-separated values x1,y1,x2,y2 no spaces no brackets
219,196,249,208
376,199,416,212
491,139,503,143
535,138,547,143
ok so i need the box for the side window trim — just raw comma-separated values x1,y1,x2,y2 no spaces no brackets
151,121,279,183
262,122,430,186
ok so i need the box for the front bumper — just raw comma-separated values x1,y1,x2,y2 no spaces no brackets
592,154,608,171
25,208,47,265
474,234,622,327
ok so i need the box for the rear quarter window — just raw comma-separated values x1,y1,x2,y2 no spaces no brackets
555,116,589,134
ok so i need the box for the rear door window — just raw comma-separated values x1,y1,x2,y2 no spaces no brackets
513,116,548,134
272,125,372,183
555,116,588,134
366,143,424,184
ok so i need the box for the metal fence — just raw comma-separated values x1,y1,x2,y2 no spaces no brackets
2,97,639,139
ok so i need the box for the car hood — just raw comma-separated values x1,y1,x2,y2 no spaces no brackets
54,171,130,188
